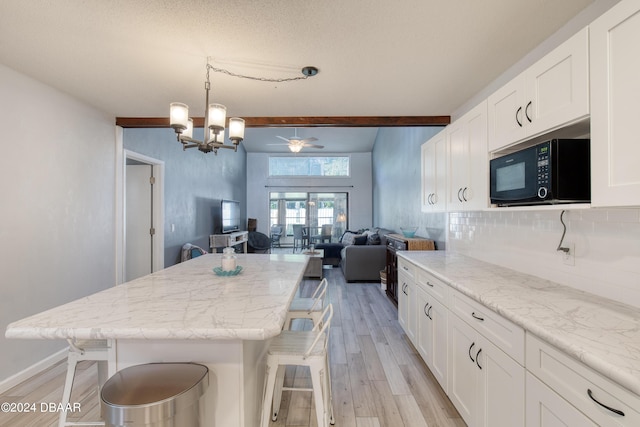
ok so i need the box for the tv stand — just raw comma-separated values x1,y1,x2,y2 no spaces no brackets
209,231,248,253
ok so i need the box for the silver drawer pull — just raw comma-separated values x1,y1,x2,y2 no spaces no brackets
403,266,409,271
471,312,485,321
587,389,625,417
426,281,434,287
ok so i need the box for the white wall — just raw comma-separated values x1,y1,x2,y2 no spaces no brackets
246,152,373,235
448,208,640,309
0,64,116,383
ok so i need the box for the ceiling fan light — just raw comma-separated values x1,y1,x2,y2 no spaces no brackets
208,103,226,131
169,102,189,133
289,144,303,153
228,117,245,142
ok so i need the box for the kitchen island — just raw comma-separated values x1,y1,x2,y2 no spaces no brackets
5,253,309,427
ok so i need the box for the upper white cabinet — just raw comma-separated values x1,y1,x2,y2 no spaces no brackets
447,100,488,211
488,27,589,151
421,128,447,212
590,0,640,207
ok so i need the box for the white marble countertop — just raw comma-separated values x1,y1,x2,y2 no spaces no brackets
5,253,309,341
398,251,640,397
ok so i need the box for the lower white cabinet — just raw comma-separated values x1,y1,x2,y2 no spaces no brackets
526,334,640,426
397,257,639,427
526,372,597,427
397,269,416,343
448,312,525,427
415,284,448,391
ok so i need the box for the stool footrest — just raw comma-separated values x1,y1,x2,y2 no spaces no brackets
281,386,313,392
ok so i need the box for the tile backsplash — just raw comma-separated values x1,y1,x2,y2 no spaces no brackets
448,208,640,309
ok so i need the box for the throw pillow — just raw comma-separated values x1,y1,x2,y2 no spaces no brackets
367,233,381,245
340,231,358,246
353,235,368,245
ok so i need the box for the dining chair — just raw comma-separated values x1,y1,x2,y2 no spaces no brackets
311,224,333,244
261,303,335,427
292,224,309,253
270,224,283,248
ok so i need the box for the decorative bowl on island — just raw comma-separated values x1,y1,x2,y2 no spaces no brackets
213,265,243,276
400,227,418,238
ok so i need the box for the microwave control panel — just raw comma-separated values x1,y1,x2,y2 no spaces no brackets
536,143,550,199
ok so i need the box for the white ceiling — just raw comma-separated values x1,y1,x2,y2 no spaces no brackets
0,0,595,152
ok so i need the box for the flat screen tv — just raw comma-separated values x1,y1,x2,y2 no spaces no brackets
220,199,241,233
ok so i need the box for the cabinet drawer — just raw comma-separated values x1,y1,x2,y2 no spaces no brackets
397,258,415,279
416,269,448,304
449,289,524,364
526,334,640,426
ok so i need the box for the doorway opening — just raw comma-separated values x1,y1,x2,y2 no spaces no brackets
117,150,165,284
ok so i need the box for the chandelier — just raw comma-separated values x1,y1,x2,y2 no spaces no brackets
169,61,319,154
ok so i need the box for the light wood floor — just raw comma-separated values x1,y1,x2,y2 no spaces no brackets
0,267,464,427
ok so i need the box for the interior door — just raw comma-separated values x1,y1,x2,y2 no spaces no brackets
126,164,153,282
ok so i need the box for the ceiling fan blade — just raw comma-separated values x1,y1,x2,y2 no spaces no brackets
303,143,324,149
276,135,290,142
300,137,318,144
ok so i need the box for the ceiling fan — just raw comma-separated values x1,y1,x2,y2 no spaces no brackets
268,129,324,153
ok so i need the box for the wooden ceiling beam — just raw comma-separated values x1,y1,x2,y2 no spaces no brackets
115,116,450,128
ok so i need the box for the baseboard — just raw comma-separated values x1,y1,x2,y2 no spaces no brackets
0,347,68,394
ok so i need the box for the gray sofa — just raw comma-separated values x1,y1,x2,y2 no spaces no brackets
340,228,394,282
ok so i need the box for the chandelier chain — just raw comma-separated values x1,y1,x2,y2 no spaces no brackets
206,64,311,83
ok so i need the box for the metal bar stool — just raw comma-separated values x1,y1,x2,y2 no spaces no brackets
284,278,328,330
59,339,110,427
261,303,335,427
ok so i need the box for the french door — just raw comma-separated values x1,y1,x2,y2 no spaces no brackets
269,192,348,241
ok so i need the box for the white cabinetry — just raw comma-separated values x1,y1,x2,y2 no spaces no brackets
415,269,448,391
397,260,416,343
447,101,488,211
526,372,597,427
526,334,640,426
488,27,589,151
590,0,640,207
448,290,525,427
421,128,447,212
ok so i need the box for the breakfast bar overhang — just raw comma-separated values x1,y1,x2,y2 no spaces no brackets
5,253,309,427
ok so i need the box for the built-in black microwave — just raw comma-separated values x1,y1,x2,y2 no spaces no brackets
490,139,590,206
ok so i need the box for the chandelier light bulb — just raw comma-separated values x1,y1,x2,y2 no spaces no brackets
184,118,194,138
208,104,226,131
169,102,189,132
228,118,245,142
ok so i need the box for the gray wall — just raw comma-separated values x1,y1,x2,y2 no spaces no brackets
0,64,116,382
372,127,447,249
124,128,247,265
